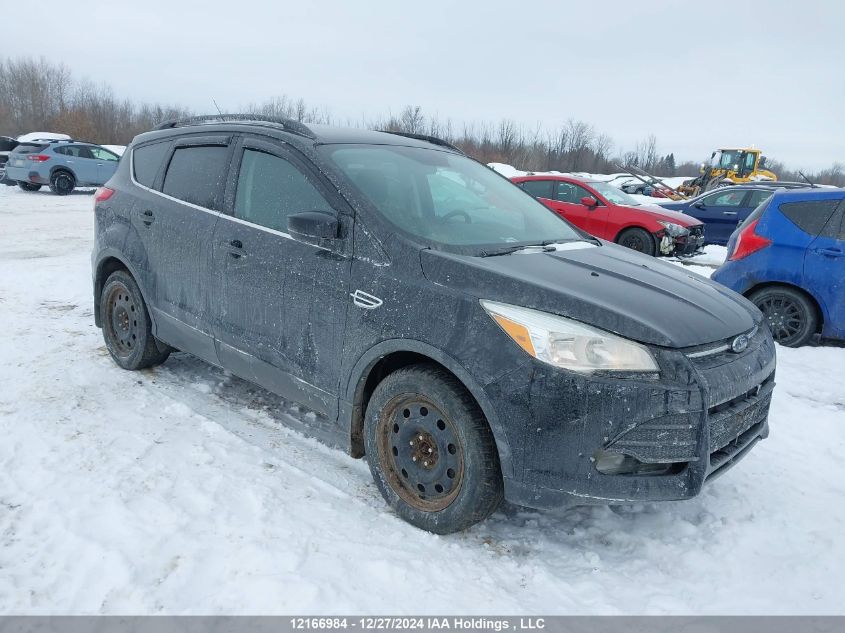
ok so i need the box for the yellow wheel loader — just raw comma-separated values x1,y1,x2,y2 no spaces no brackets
679,148,778,196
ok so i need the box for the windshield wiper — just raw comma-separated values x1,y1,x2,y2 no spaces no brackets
479,239,577,257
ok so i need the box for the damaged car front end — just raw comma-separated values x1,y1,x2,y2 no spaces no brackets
657,220,705,257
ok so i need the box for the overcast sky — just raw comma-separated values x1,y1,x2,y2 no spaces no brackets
6,0,843,170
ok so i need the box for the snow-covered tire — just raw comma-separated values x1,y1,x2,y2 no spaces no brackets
364,364,503,534
17,181,42,192
617,227,656,256
49,170,75,195
749,286,817,347
100,270,170,370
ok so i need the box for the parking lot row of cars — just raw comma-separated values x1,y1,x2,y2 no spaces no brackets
0,134,122,194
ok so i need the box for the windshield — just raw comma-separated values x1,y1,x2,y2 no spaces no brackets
320,144,581,252
588,181,641,206
712,150,743,170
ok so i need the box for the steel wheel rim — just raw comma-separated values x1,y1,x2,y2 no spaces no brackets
104,283,139,357
758,295,804,343
622,234,646,252
377,395,464,512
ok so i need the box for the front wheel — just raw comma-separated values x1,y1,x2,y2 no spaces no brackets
748,286,817,347
17,181,42,192
364,364,503,533
100,270,171,369
617,227,656,256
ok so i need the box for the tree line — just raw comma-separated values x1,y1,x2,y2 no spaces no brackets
2,57,842,186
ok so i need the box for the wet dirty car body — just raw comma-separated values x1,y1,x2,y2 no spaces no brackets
92,115,776,530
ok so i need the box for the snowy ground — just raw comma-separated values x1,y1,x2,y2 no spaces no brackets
1,185,844,615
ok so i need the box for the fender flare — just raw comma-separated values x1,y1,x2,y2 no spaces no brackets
92,249,157,332
344,338,514,478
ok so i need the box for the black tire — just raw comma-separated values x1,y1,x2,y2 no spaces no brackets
617,227,656,256
364,364,503,534
17,181,42,192
100,270,170,369
748,286,817,347
49,170,75,195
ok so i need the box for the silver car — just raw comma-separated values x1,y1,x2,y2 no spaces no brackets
6,139,120,194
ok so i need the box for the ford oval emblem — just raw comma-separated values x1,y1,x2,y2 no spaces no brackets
730,334,750,353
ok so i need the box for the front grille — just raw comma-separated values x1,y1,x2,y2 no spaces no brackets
708,380,773,451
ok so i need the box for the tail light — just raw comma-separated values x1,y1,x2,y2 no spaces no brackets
94,187,115,204
728,219,771,261
27,155,50,162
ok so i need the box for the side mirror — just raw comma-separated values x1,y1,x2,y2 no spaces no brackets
581,196,598,208
287,211,340,247
694,202,705,209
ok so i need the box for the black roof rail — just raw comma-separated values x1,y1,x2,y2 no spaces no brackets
378,130,464,154
153,113,316,139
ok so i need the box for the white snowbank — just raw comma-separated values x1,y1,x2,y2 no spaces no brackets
1,186,844,615
102,145,126,156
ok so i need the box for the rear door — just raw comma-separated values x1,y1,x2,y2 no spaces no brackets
803,200,845,338
737,189,773,225
131,134,233,364
211,135,352,418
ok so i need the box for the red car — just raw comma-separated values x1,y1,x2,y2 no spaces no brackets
511,175,705,257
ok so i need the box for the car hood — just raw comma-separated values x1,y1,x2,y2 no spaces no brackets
616,203,701,227
421,241,759,348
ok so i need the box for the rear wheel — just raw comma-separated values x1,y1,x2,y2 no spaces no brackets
364,364,503,533
749,286,817,347
49,170,75,195
100,270,170,369
17,181,42,192
617,227,656,256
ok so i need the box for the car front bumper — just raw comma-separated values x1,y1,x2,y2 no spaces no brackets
485,325,775,509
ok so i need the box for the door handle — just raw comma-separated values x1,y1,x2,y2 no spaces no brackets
722,211,738,216
142,210,154,225
816,247,844,258
227,239,244,259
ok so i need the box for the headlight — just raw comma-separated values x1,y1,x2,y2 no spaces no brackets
657,221,689,237
480,300,659,374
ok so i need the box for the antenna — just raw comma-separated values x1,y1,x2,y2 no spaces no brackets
798,171,816,188
212,98,223,115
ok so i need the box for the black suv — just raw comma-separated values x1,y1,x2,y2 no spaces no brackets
92,115,776,533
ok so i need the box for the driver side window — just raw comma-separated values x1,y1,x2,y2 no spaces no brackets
703,190,746,207
234,149,332,232
91,147,119,161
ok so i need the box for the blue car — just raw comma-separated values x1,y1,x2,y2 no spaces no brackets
712,187,845,346
5,139,120,195
661,185,777,245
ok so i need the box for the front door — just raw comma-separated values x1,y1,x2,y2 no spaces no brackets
64,144,100,185
211,136,352,418
693,189,750,244
91,146,121,184
547,180,609,237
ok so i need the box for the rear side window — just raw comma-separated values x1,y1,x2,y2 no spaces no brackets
778,200,840,236
162,145,230,210
234,149,332,232
132,142,170,188
521,180,554,199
